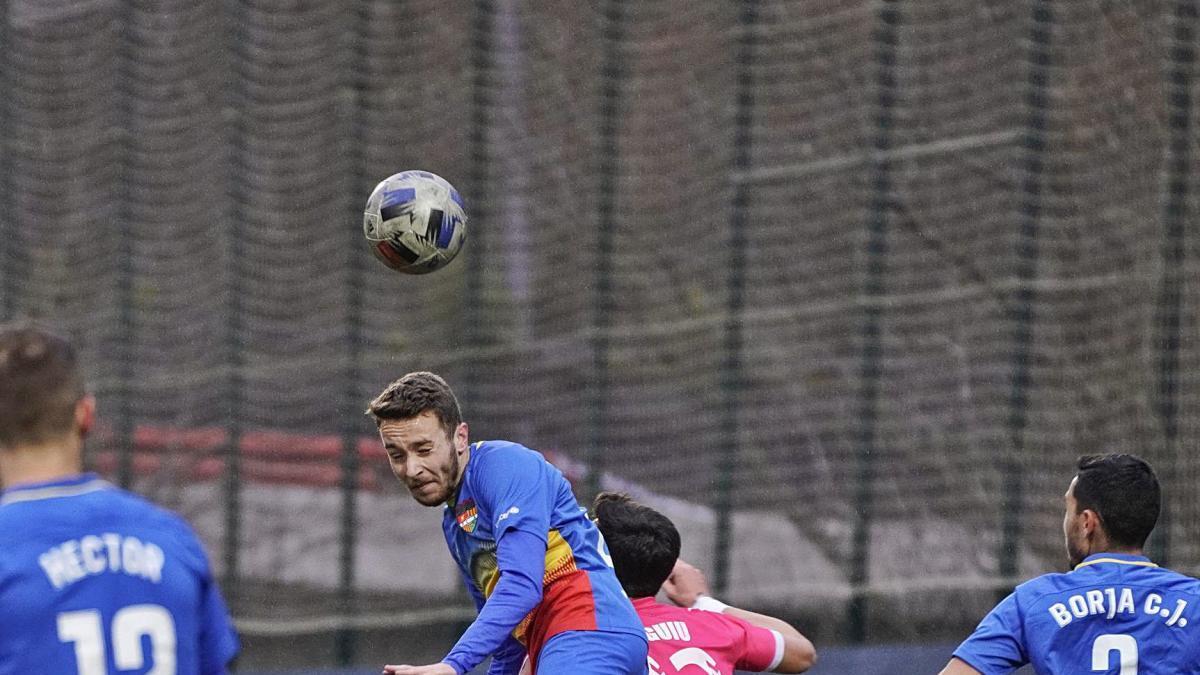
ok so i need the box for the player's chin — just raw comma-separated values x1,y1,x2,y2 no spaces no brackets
408,482,448,506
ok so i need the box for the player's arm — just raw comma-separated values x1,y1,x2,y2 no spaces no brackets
938,657,983,675
941,592,1028,675
664,559,816,673
487,635,527,675
440,449,553,675
439,529,544,675
177,519,240,675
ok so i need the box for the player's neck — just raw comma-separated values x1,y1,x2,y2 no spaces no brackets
1093,545,1145,558
0,438,84,490
443,444,472,507
1086,532,1144,560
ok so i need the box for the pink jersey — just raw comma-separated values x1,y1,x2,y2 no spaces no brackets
633,597,785,674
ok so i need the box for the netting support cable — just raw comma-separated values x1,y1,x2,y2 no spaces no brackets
585,0,625,502
222,0,247,592
735,128,1019,186
1152,0,1197,566
462,1,496,411
849,0,900,643
114,0,137,490
335,2,372,665
712,0,759,597
999,0,1053,596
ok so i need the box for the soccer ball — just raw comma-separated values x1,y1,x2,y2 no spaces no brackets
363,170,467,274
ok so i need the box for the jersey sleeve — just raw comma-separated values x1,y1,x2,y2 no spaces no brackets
471,445,554,544
951,592,1029,675
485,635,527,675
442,529,544,675
178,520,240,675
199,575,241,675
713,612,786,672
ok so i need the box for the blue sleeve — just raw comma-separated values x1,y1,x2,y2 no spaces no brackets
952,592,1028,675
486,636,527,675
473,447,554,543
176,518,239,675
199,575,240,675
442,529,543,675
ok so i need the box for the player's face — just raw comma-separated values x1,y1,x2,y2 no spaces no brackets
379,410,469,507
1063,476,1088,568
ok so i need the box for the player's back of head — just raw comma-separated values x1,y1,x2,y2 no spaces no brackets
0,323,85,450
593,492,680,598
1074,453,1159,549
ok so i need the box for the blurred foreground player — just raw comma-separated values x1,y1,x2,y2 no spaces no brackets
593,492,816,674
368,372,646,675
940,454,1200,674
0,323,239,675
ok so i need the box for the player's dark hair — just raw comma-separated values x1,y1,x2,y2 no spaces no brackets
0,323,86,449
593,492,680,598
366,371,463,436
1073,453,1160,550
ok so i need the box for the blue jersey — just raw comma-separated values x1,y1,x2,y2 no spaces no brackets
441,441,644,674
0,474,240,675
954,553,1200,674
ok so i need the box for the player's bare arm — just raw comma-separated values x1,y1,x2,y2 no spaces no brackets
664,559,817,673
937,657,982,675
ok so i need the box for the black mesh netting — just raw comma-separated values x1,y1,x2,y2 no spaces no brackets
1,0,1197,667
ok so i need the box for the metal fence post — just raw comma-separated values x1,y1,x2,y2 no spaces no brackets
334,2,373,664
461,1,496,414
585,0,625,502
222,0,247,595
114,0,136,491
1152,0,1197,567
0,0,12,322
712,0,759,597
848,0,900,643
999,0,1053,599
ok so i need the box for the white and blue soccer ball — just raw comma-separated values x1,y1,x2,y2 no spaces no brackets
363,170,467,274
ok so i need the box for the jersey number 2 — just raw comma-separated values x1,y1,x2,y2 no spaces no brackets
58,605,177,675
1091,634,1137,675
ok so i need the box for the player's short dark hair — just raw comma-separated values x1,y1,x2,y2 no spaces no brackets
0,323,86,449
593,492,680,598
366,371,463,435
1073,453,1160,550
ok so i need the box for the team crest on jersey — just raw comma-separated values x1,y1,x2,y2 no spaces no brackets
456,499,479,533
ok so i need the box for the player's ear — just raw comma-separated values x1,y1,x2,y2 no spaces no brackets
75,394,96,437
454,422,469,455
1080,508,1102,537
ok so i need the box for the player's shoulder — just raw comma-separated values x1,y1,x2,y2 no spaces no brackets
640,599,746,632
1013,569,1074,595
113,488,198,531
1014,559,1200,600
92,487,213,568
0,480,208,563
471,439,548,470
1145,564,1200,594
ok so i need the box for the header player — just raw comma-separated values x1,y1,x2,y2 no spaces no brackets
592,492,816,674
940,454,1200,674
368,371,647,675
0,323,239,675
